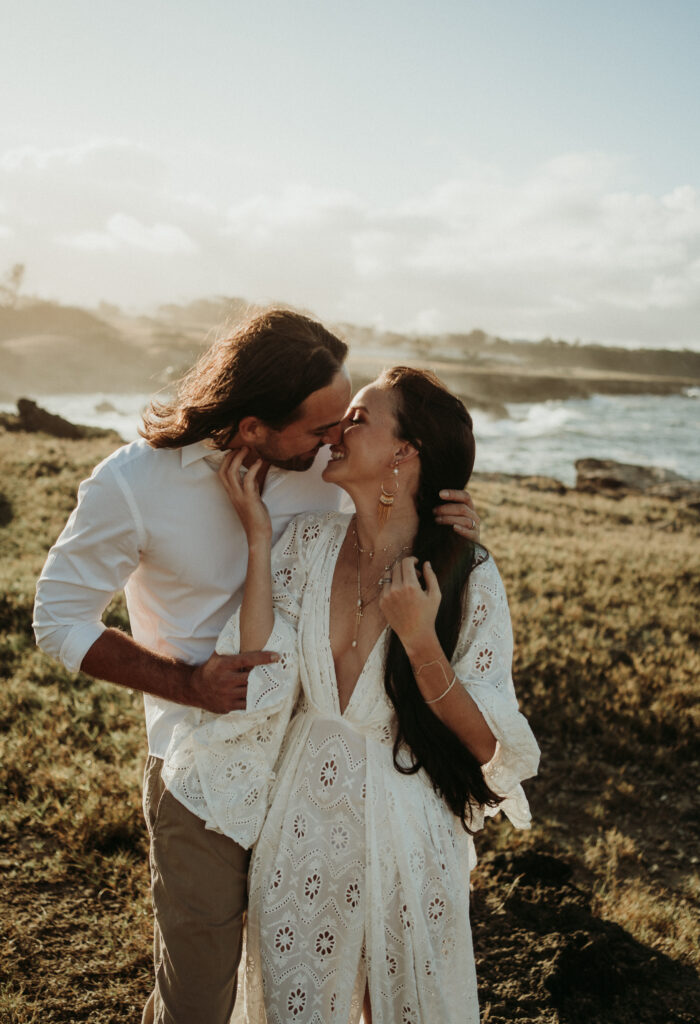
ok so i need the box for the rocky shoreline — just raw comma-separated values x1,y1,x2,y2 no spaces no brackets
2,398,699,514
475,460,700,511
0,398,121,441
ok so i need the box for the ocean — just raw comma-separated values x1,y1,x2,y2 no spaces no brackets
3,389,699,487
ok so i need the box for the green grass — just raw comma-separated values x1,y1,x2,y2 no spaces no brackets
1,430,698,1022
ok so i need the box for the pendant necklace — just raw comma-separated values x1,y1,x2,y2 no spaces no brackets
351,517,411,649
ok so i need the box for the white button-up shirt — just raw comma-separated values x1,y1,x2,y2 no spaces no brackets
33,439,345,756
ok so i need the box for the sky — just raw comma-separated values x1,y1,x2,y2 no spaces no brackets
1,0,699,348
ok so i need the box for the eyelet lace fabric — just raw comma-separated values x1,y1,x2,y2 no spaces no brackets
163,511,539,1024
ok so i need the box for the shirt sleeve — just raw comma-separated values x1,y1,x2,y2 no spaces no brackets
452,554,540,829
161,511,333,848
33,459,144,673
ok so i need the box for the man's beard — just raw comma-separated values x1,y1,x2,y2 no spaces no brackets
259,447,321,473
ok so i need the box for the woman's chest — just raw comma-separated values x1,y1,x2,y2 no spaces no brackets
327,548,388,713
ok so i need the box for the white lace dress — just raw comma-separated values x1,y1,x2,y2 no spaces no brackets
163,511,540,1024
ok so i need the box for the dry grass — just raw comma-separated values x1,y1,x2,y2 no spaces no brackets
1,430,698,1022
0,433,151,1023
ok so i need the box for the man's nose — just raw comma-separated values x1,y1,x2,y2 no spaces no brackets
323,420,347,446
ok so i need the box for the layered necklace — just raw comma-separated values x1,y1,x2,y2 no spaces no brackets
351,517,412,649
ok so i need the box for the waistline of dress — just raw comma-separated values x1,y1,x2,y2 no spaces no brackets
293,698,395,748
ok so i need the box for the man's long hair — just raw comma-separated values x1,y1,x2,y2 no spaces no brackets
140,309,348,449
380,367,502,832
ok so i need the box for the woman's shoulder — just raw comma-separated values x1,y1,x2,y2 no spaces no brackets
453,548,513,661
466,546,507,599
277,510,351,559
290,508,351,540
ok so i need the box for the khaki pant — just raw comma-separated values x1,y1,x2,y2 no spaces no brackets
140,755,250,1024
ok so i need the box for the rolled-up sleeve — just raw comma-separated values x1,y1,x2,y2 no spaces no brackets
33,460,144,673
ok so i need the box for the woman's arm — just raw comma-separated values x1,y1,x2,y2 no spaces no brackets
379,557,497,764
406,639,497,764
240,536,274,652
218,449,274,650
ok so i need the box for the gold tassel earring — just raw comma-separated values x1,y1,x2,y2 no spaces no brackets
378,462,399,525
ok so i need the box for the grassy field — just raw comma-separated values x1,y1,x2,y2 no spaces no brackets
1,429,698,1023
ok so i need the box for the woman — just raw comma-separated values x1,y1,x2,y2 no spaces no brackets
164,367,539,1023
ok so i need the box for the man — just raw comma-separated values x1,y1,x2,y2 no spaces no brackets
33,309,480,1024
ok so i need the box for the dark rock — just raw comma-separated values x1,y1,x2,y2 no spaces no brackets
0,411,21,432
473,471,568,494
14,398,118,440
575,458,692,495
646,480,700,512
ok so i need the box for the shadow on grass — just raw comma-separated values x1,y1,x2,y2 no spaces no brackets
474,850,700,1024
0,492,12,528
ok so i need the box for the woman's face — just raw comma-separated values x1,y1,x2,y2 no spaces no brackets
321,382,402,488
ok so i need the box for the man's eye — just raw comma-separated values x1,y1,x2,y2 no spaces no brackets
351,417,362,425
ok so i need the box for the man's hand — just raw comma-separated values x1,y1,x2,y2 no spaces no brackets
433,489,481,543
79,630,280,712
189,649,280,714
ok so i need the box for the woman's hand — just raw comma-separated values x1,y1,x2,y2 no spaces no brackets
218,448,272,544
379,557,442,653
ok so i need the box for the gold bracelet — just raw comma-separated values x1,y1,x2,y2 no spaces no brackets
424,672,457,705
416,659,458,705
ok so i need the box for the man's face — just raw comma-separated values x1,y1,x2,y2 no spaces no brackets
255,368,353,471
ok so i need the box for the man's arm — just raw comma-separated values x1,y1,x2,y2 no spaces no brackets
33,456,275,714
81,629,277,714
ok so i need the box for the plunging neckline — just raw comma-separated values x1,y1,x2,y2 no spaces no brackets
324,515,388,718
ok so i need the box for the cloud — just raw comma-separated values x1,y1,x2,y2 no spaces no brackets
212,155,700,345
0,142,698,347
67,214,197,254
0,139,166,185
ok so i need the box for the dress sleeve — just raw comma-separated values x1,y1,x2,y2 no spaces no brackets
452,554,540,829
161,511,331,848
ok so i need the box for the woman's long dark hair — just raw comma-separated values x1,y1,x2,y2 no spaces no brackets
380,367,501,832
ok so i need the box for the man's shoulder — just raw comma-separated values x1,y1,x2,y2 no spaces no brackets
91,438,183,481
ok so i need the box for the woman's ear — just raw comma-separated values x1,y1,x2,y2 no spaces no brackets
393,441,420,466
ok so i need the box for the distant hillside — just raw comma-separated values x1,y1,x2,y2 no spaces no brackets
0,299,216,400
2,297,699,408
342,324,700,379
447,330,700,379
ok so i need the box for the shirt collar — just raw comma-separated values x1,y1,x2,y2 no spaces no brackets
180,440,224,468
179,441,288,482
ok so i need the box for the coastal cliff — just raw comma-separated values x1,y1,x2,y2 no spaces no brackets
2,298,700,413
